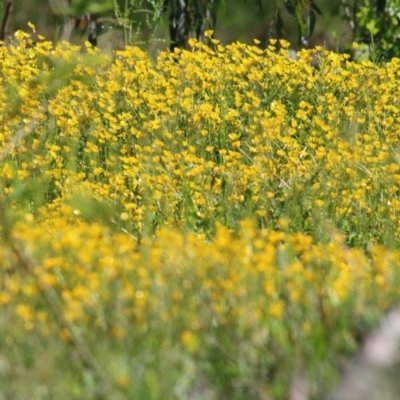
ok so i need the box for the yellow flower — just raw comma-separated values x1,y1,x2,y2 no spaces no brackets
277,218,289,229
279,39,290,49
269,300,285,318
181,330,199,352
0,292,11,305
27,22,36,32
116,374,131,388
188,38,197,47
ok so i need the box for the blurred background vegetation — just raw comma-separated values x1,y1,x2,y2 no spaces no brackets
1,0,352,56
1,0,400,60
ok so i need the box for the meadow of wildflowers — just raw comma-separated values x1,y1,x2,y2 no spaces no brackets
1,29,400,399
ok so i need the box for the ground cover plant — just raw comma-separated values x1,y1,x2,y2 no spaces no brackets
1,29,400,399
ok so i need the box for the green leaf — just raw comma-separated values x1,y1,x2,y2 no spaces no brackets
68,0,114,16
308,10,317,38
366,19,379,35
310,0,322,16
8,179,41,204
67,191,114,224
276,9,285,37
294,3,306,42
283,0,296,15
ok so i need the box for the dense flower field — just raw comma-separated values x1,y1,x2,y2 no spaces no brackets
1,30,400,399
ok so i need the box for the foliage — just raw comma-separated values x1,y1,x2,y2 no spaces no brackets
3,0,400,60
163,0,322,49
269,0,322,46
112,0,165,47
166,0,220,51
2,30,400,399
348,0,400,60
48,0,114,16
162,0,400,60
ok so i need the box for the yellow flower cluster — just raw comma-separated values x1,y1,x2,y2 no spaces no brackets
3,215,397,345
2,32,400,244
2,30,400,397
